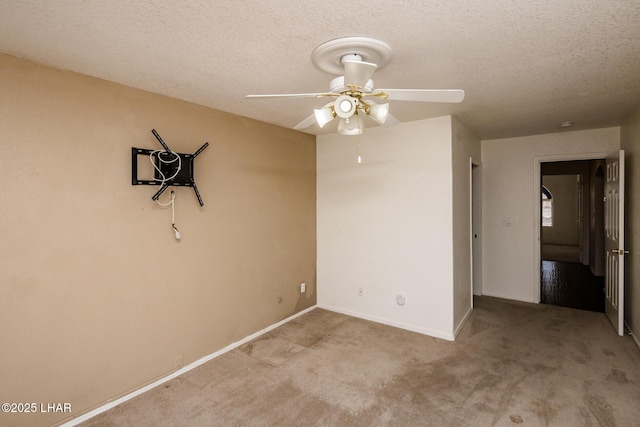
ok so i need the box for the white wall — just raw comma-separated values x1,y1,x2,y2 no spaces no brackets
621,108,640,342
317,116,456,339
481,128,619,302
452,117,481,333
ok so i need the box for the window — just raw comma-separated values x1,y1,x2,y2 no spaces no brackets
542,186,553,227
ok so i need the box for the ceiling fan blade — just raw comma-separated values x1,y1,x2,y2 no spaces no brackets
374,89,465,103
293,113,318,130
245,92,334,99
343,60,377,88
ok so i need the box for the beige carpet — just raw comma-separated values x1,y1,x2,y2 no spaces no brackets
81,297,640,426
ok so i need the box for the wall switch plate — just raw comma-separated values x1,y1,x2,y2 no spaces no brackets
300,282,306,293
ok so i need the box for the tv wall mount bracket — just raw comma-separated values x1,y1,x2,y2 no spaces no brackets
131,129,209,206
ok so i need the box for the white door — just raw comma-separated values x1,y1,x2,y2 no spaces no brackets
604,150,626,336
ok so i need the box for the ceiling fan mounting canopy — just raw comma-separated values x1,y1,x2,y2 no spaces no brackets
245,36,465,135
311,36,393,75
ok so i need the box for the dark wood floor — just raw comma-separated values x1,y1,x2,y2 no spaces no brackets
540,260,604,312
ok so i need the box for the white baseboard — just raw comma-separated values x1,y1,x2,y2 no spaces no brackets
60,305,317,427
317,304,455,341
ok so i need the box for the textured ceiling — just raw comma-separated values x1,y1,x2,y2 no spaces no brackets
1,0,639,139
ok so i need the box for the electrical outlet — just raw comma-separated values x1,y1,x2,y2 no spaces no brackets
358,287,364,297
396,294,406,306
300,282,306,293
175,355,183,369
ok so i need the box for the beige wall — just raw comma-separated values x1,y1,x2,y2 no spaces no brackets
0,54,316,426
621,108,640,342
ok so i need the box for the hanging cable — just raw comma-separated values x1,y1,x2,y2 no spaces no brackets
156,190,181,240
171,194,181,240
149,149,182,187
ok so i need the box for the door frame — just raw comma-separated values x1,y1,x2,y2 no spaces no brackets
532,151,613,303
471,162,482,297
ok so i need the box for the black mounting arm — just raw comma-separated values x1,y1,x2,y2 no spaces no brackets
131,129,209,206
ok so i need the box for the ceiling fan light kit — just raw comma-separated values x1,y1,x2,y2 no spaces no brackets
338,114,365,136
246,36,465,135
367,102,390,125
334,95,358,118
314,105,336,128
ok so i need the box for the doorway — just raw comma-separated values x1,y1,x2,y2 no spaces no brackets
539,160,605,312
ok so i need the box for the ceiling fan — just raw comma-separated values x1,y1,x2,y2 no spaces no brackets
246,36,465,135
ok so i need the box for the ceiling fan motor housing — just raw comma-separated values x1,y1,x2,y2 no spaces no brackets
329,76,374,93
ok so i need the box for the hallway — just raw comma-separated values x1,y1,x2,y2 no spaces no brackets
541,260,604,312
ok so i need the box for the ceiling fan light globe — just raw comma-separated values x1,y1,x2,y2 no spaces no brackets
338,100,352,113
334,95,357,119
314,106,335,128
368,102,389,124
338,114,365,135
